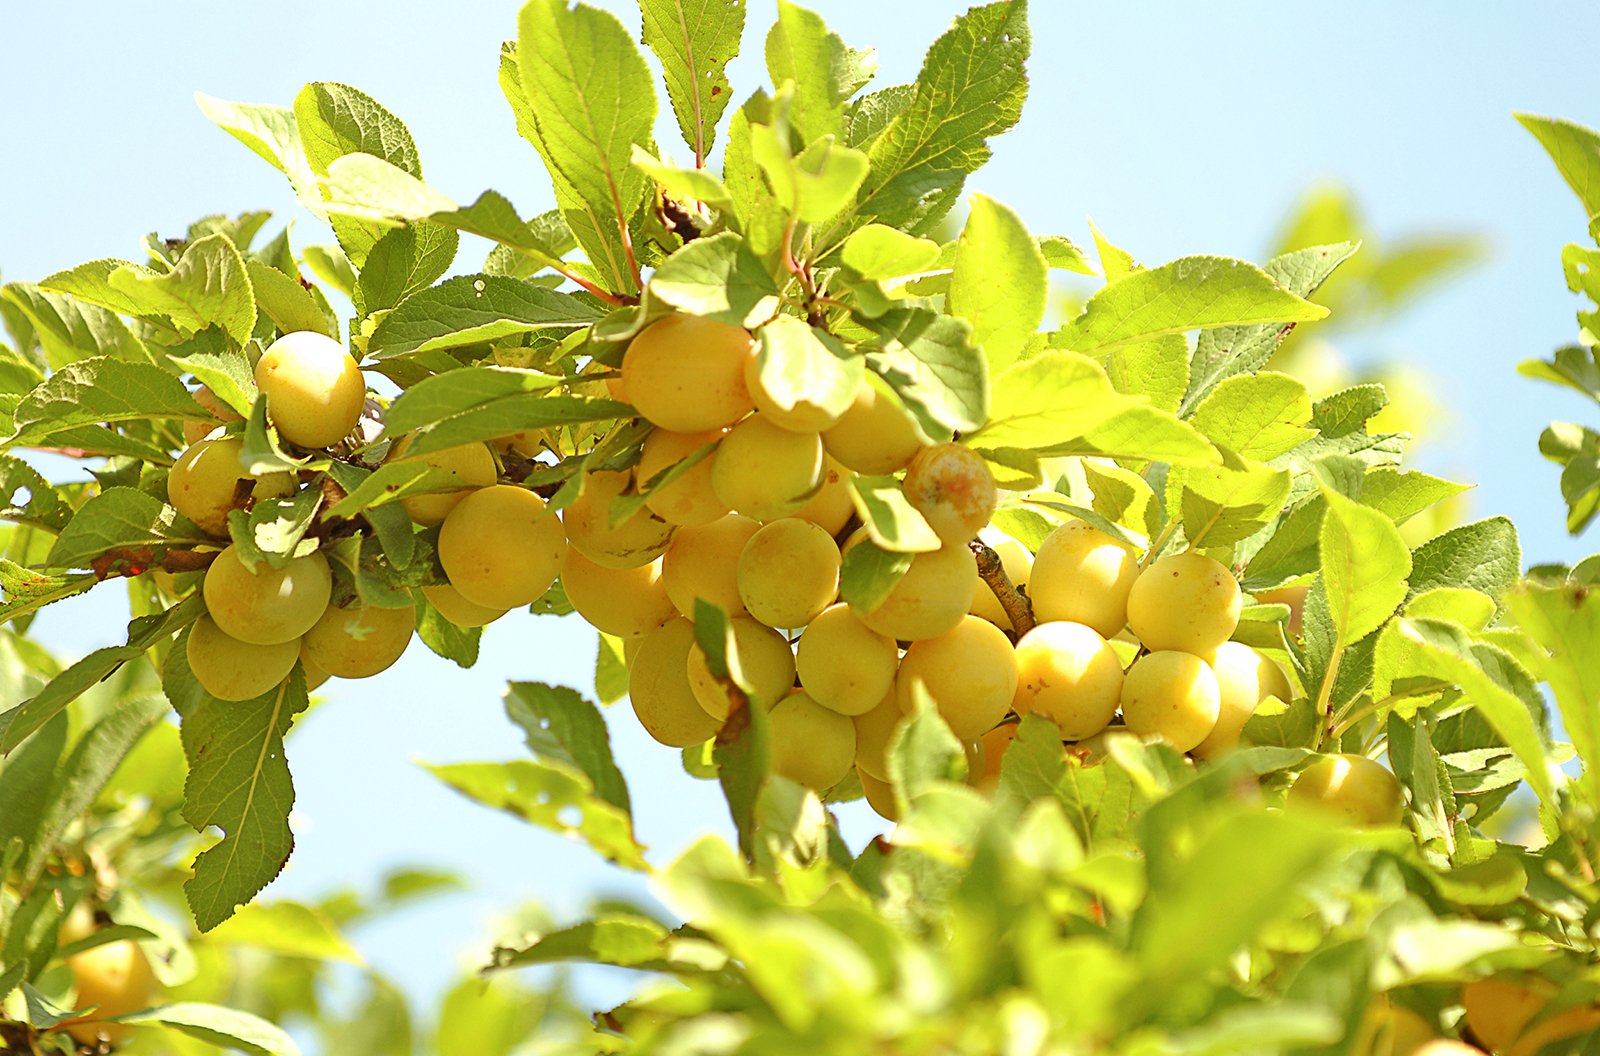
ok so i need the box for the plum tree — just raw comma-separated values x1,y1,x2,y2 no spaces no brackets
637,428,730,527
821,376,933,474
685,617,796,718
851,684,904,782
385,435,498,526
1119,651,1222,752
851,542,979,642
661,513,761,620
1126,551,1243,654
627,618,722,748
795,603,898,716
768,691,856,789
900,443,997,546
710,413,825,521
561,469,676,569
301,601,417,679
1012,621,1124,741
437,484,567,609
1192,642,1291,759
202,546,333,645
421,584,508,628
857,768,899,822
167,435,290,536
1028,520,1141,638
561,551,676,638
896,615,1019,740
620,314,756,432
792,456,855,535
186,616,300,700
61,939,157,1045
737,518,841,629
254,330,366,448
1288,754,1404,826
969,528,1032,629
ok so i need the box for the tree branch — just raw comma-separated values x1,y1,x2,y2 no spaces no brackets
969,538,1034,636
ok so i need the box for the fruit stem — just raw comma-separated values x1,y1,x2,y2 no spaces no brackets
969,538,1035,637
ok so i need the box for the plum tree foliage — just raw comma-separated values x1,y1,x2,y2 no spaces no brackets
3,2,1600,1054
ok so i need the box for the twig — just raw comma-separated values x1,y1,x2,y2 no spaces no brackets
970,538,1035,636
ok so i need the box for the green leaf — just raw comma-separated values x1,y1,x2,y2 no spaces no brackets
0,563,97,627
0,455,72,531
246,261,336,338
630,147,735,212
108,234,257,344
1317,472,1411,645
7,357,204,449
713,683,771,859
205,901,363,965
171,342,260,420
0,712,65,858
948,194,1048,375
753,315,861,423
838,538,912,612
425,759,647,870
846,475,941,552
416,595,481,670
854,0,1029,228
38,259,180,324
888,683,966,800
0,283,147,368
639,0,745,164
752,124,870,223
383,369,620,457
840,224,940,280
494,915,674,971
862,306,985,435
194,93,316,199
1190,372,1314,460
47,488,211,571
1408,517,1520,608
764,1,875,144
353,225,459,318
1517,112,1600,220
168,634,309,931
1181,450,1293,549
504,682,630,813
595,632,628,704
1505,581,1600,802
971,350,1140,453
121,1003,301,1056
367,275,600,359
1054,256,1331,355
1038,234,1096,275
1099,334,1189,415
649,231,781,326
227,488,322,571
433,976,543,1056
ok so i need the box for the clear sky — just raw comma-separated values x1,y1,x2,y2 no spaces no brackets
5,0,1600,1032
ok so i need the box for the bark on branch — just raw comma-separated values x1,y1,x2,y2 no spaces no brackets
969,538,1035,637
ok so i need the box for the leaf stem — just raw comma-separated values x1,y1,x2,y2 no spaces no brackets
1139,519,1180,570
1314,637,1345,750
969,538,1035,636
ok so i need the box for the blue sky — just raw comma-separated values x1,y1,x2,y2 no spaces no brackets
5,0,1600,1028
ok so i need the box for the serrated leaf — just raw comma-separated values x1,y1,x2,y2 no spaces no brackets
649,231,781,326
195,92,317,199
764,1,875,144
383,369,619,456
0,283,148,368
47,488,211,570
846,475,941,552
1191,372,1314,460
1317,471,1411,645
752,124,870,223
948,194,1047,375
247,261,335,338
170,341,259,419
0,455,72,531
1182,450,1292,549
971,350,1140,453
7,357,204,449
368,274,600,359
862,306,984,435
631,146,735,212
295,81,421,268
416,595,481,670
640,0,745,164
1407,517,1520,609
122,1003,301,1056
504,682,630,813
108,234,257,344
1517,112,1600,220
354,225,459,318
0,562,97,627
1099,334,1189,415
1505,581,1600,802
1038,234,1095,275
840,224,940,280
228,487,322,571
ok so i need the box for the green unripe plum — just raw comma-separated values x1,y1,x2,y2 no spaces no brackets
438,485,567,609
737,518,840,629
386,435,498,526
562,551,676,638
858,767,899,822
1119,650,1222,752
685,617,796,718
562,469,675,569
662,514,761,620
821,377,931,475
168,436,291,536
422,584,508,628
852,683,904,782
1126,551,1242,654
896,616,1019,740
255,330,366,448
1288,753,1403,826
768,691,856,789
628,618,722,747
970,528,1032,629
301,601,416,679
711,413,824,521
852,542,979,642
203,545,332,645
796,603,898,716
62,939,157,1045
1192,642,1291,759
638,428,730,527
1028,520,1140,638
186,616,300,701
621,315,756,432
1012,621,1124,741
792,456,855,536
900,443,997,546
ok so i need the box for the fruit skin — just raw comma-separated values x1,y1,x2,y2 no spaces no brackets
562,469,676,570
796,604,898,717
438,485,568,610
1459,979,1600,1056
1350,1001,1435,1056
852,542,980,642
858,767,899,821
970,528,1033,629
186,616,300,700
792,456,855,536
1288,754,1403,826
621,315,756,432
168,435,290,536
1126,551,1243,655
711,413,825,522
62,939,157,1044
301,601,416,679
768,691,856,790
737,518,841,629
254,330,366,448
976,722,1020,792
203,546,333,646
1028,520,1141,638
183,384,243,444
628,618,722,747
685,617,796,719
1193,642,1292,759
900,443,997,546
1012,621,1124,741
662,514,761,620
386,435,498,526
896,616,1020,741
822,377,932,475
562,551,677,638
422,584,507,628
852,683,904,782
1410,1044,1483,1056
638,428,730,527
1119,651,1222,752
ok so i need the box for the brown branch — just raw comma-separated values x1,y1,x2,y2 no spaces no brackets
969,538,1035,636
